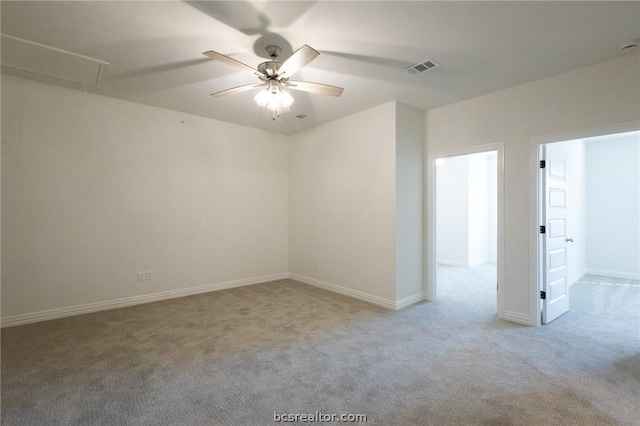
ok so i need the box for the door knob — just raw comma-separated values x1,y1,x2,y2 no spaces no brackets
566,237,574,243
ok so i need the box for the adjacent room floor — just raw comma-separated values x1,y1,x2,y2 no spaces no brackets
2,271,638,425
436,263,497,318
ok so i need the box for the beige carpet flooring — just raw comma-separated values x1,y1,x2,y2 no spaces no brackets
2,268,639,425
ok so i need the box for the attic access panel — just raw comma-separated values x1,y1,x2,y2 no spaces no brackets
1,34,110,86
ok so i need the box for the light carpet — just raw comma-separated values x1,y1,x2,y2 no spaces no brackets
2,268,638,425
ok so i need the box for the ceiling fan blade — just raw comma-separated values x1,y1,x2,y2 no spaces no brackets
286,81,344,97
203,50,264,76
211,83,263,97
277,44,319,78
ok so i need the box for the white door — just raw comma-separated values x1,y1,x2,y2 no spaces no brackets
541,147,570,323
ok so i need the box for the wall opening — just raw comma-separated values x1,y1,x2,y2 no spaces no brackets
433,150,498,316
538,130,640,324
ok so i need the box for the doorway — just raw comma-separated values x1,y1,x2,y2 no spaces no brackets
536,129,640,324
427,144,504,318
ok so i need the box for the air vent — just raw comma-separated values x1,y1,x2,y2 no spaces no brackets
406,58,440,74
1,34,110,86
295,114,308,119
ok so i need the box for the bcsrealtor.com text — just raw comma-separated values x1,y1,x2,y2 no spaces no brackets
274,411,367,423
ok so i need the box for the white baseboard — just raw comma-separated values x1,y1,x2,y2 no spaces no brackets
289,273,415,310
585,269,640,280
439,259,496,268
502,310,534,326
436,260,468,267
2,272,428,327
395,292,426,310
0,273,288,328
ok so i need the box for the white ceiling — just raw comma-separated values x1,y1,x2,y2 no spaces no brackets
2,1,639,135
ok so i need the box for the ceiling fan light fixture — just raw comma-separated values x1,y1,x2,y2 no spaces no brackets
278,90,295,108
205,44,342,121
254,88,271,107
254,83,295,119
267,94,281,112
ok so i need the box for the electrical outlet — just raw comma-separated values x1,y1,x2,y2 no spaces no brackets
137,272,145,282
314,261,319,270
145,270,152,281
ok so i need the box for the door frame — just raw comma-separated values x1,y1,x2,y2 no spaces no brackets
426,142,505,318
528,121,639,326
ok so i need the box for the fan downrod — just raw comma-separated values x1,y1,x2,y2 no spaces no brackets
265,45,281,59
258,45,285,79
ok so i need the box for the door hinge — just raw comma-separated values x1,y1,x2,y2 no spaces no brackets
540,225,546,234
540,291,546,300
540,160,546,168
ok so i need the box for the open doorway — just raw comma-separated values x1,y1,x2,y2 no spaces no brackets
433,150,499,317
537,130,640,324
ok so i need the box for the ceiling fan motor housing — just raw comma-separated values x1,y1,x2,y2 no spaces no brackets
258,61,282,77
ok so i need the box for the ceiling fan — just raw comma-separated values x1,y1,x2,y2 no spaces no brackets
203,44,344,120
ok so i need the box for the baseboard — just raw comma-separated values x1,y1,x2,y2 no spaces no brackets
2,272,427,327
436,260,468,267
502,310,534,326
289,273,399,310
0,273,289,328
395,293,426,310
585,269,640,280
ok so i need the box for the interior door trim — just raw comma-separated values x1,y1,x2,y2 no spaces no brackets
529,120,640,326
425,142,505,319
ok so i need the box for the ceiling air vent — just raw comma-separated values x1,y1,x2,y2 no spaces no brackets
406,58,440,75
295,114,308,119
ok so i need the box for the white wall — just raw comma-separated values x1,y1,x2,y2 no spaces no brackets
1,75,290,323
4,53,638,327
427,52,640,325
3,79,422,323
585,133,640,278
546,139,587,285
289,101,424,307
395,102,424,302
436,156,470,265
436,152,497,267
289,102,397,303
487,152,498,262
468,152,497,266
